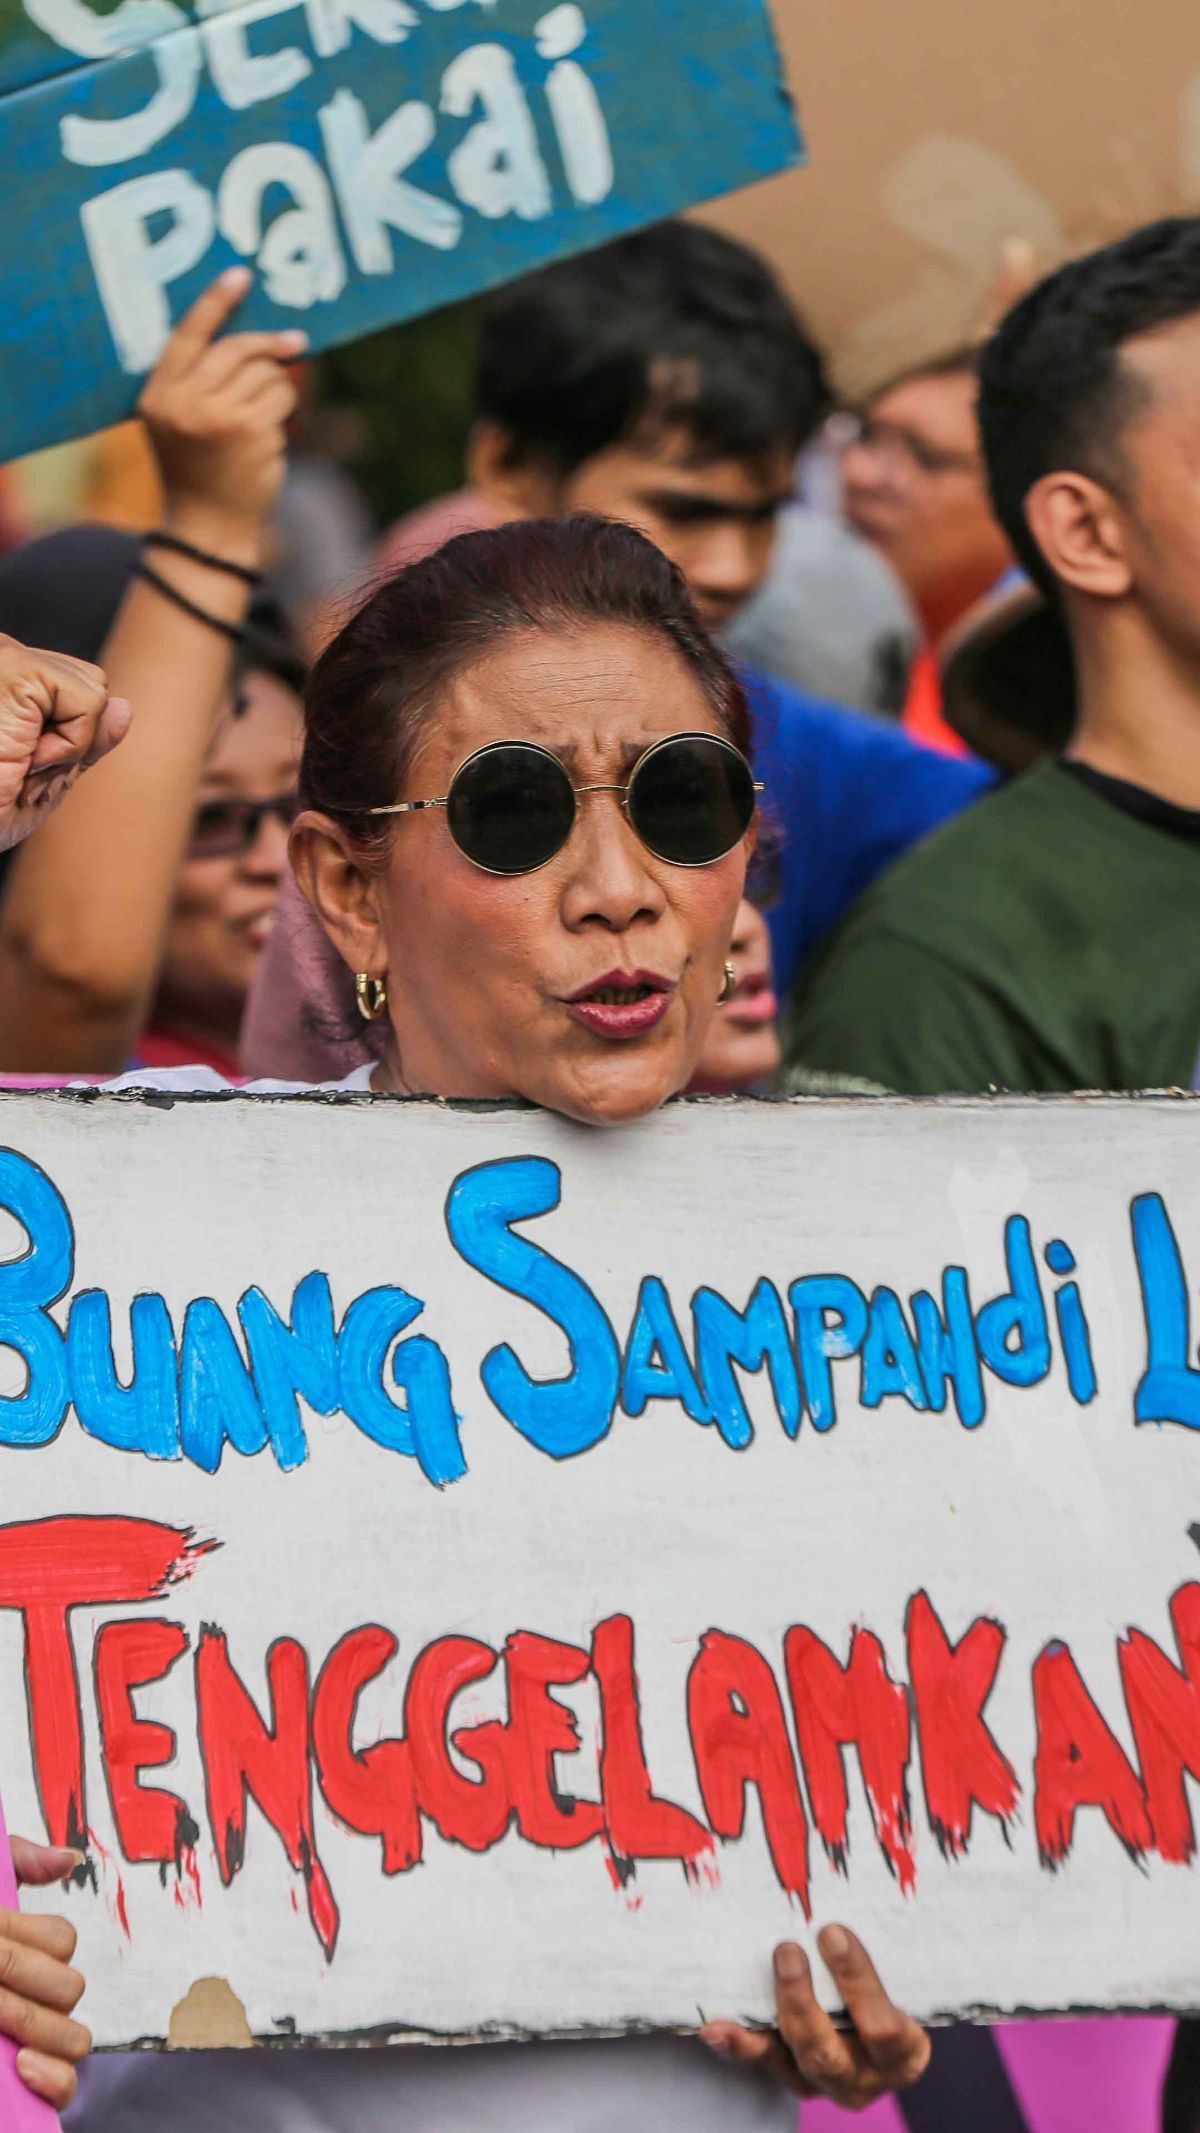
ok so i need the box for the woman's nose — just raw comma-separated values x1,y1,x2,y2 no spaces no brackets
558,794,667,931
729,899,757,957
242,810,289,879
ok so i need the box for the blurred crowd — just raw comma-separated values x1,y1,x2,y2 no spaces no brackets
0,210,1198,2131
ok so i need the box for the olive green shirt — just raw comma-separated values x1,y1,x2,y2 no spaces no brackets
783,762,1200,1096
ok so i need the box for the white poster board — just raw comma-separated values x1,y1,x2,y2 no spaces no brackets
0,1088,1197,2049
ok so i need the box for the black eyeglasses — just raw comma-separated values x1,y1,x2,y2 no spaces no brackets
189,793,300,861
364,732,761,877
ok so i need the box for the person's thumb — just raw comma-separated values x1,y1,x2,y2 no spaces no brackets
84,695,133,769
10,1836,85,1887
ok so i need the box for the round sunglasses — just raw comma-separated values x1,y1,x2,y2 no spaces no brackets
365,732,761,878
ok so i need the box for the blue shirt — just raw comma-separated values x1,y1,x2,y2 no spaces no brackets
743,667,997,994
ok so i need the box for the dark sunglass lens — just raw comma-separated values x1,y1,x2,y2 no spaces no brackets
192,796,300,859
190,801,246,858
447,745,575,875
629,735,756,866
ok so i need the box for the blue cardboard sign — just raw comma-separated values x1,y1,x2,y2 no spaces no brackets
0,0,802,460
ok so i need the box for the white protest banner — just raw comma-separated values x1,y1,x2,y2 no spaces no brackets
0,1087,1197,2048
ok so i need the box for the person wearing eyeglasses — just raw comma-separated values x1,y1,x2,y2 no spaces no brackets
0,520,303,1079
0,272,305,1078
840,356,1017,755
72,513,932,2133
137,679,299,1076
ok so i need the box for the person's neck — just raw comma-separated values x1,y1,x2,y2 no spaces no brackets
151,1003,242,1070
1066,603,1200,811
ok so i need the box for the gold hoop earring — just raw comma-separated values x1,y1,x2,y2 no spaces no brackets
718,961,736,1007
355,972,388,1023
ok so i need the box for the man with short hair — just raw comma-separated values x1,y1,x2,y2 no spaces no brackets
385,221,918,711
384,238,921,718
454,226,976,994
784,215,1200,1096
244,225,992,1081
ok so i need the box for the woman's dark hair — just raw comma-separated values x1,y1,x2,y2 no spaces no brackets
301,514,752,837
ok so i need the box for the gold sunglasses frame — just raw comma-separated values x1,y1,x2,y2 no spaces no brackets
364,731,763,877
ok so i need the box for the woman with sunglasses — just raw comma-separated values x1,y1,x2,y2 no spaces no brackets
289,515,762,1124
137,664,300,1075
72,514,930,2133
0,518,303,1079
0,271,304,1078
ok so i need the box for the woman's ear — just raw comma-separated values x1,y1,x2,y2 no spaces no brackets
289,813,387,980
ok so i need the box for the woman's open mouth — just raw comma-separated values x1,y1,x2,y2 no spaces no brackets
564,970,674,1040
725,972,778,1029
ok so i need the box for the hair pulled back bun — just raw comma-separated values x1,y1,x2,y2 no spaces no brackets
300,514,750,840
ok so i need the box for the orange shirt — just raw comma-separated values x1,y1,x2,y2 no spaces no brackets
901,646,968,758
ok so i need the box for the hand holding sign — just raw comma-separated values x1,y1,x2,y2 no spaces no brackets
138,265,307,561
0,1,802,459
0,638,131,855
0,1826,91,2118
703,1930,931,2108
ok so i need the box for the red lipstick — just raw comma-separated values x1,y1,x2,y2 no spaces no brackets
563,969,674,1042
724,970,778,1028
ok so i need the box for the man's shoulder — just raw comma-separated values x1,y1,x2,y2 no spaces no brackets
742,665,992,786
831,764,1085,947
787,761,1200,1094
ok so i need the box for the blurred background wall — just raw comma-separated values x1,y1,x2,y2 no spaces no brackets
705,0,1200,396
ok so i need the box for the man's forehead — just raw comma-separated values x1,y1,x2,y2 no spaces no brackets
868,368,979,434
621,424,793,498
1119,310,1200,404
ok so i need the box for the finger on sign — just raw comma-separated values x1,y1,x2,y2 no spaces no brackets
9,1842,83,1891
219,354,299,405
0,1931,84,2017
0,1913,77,1966
817,1925,931,2086
199,327,309,390
153,267,254,378
16,2047,79,2110
700,2019,812,2096
0,1979,92,2063
236,379,299,428
773,1940,858,2095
